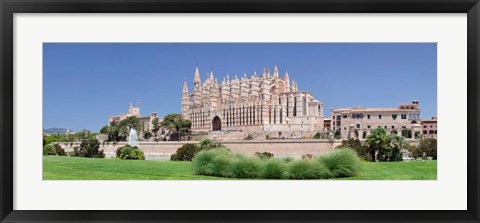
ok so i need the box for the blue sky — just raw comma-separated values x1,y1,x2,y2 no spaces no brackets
43,43,437,132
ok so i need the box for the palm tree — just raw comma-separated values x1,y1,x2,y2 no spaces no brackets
365,127,389,162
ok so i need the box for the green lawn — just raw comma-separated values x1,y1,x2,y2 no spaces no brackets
43,156,436,180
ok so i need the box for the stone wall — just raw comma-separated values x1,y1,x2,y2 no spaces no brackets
57,140,341,159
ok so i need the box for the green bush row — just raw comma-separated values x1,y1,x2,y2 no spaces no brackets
192,148,360,179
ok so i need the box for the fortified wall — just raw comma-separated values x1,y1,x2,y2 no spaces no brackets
57,140,341,159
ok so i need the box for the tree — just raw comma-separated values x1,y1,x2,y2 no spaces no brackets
152,117,160,141
419,138,437,160
334,130,341,139
160,114,192,142
381,135,407,162
401,129,412,138
116,116,143,140
337,138,370,161
143,131,153,140
414,131,422,139
365,128,389,162
75,139,105,158
100,125,110,134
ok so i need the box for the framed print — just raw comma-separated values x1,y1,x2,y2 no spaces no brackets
1,0,479,222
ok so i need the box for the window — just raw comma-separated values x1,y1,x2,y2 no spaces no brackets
379,114,382,119
392,126,395,129
402,126,406,129
384,126,387,129
368,125,371,129
367,114,370,119
401,114,407,119
435,130,437,134
344,127,346,130
343,115,347,119
429,130,434,134
392,114,397,120
423,130,427,134
356,124,360,128
424,125,427,128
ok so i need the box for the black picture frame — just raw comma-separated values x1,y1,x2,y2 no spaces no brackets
1,0,479,222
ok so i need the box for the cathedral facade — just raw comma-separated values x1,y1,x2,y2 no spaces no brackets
181,66,325,137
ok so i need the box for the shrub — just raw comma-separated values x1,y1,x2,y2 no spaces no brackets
199,139,225,150
413,138,437,160
262,158,286,179
287,159,330,179
313,132,321,139
407,145,423,159
53,144,66,156
117,145,145,160
171,143,199,161
43,144,66,156
192,148,232,176
254,152,274,159
75,139,105,158
192,148,360,180
318,148,360,178
230,156,262,178
421,138,437,160
43,144,56,155
244,134,254,140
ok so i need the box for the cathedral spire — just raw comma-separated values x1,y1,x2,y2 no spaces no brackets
209,68,214,82
193,65,201,88
183,80,189,93
285,71,290,92
273,65,279,77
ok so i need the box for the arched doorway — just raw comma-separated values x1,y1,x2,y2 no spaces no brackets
212,116,221,131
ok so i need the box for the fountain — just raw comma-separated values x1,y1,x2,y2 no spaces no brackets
128,128,138,147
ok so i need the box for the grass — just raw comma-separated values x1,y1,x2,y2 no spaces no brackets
44,155,437,180
338,160,437,180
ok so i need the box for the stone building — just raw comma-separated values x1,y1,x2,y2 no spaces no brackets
181,65,325,138
109,102,160,133
421,116,437,139
330,100,422,139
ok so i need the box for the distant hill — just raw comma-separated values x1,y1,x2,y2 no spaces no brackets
43,128,68,134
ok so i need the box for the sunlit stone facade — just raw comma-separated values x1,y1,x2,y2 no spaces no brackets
181,66,325,137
